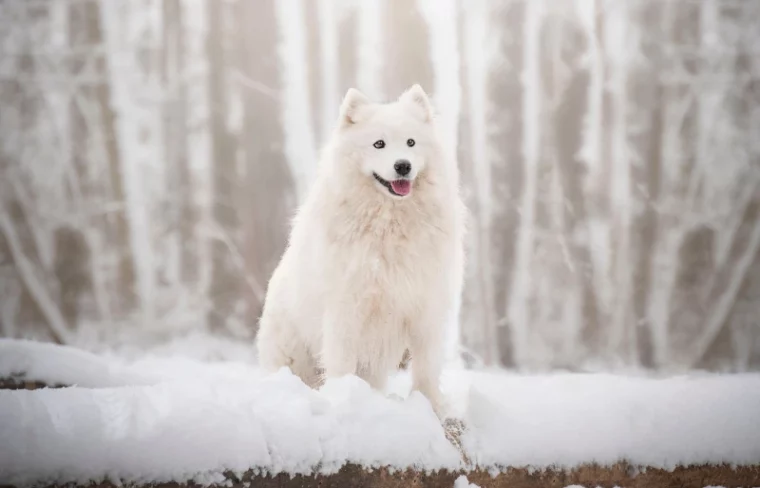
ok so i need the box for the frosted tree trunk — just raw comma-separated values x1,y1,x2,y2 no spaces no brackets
0,211,71,344
58,13,112,330
691,195,760,368
487,1,524,366
317,0,339,145
573,0,607,359
724,203,760,370
383,0,433,97
356,0,383,100
624,1,665,368
336,2,358,93
645,3,700,368
507,0,544,367
161,0,197,285
604,1,635,361
454,3,480,363
460,0,498,366
418,0,462,363
206,0,240,332
275,0,317,201
683,2,760,367
303,0,339,147
545,4,590,367
239,0,296,327
180,1,213,302
98,2,154,319
723,1,760,370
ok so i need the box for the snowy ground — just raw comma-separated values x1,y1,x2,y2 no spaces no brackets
1,337,760,487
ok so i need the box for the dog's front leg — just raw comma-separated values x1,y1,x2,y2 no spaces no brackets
320,310,359,381
409,316,446,419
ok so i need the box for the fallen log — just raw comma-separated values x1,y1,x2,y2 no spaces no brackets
2,363,758,488
9,463,759,488
0,378,64,390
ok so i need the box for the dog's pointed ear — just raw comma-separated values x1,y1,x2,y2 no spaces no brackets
399,84,433,122
339,88,371,127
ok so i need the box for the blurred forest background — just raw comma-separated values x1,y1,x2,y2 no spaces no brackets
0,0,759,371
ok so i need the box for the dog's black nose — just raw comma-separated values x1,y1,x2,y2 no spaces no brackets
394,160,411,176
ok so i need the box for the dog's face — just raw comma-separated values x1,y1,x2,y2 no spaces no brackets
334,85,435,199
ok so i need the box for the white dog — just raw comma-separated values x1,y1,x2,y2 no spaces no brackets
256,85,465,417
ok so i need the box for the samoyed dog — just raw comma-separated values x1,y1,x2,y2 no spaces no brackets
256,84,465,417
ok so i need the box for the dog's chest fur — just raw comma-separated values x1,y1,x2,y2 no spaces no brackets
320,179,451,315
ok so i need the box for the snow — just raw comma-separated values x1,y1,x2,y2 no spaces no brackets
1,339,760,486
1,366,459,486
456,371,760,470
454,474,480,488
0,339,154,388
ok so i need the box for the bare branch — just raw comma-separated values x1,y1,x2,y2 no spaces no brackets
686,186,760,368
0,210,72,344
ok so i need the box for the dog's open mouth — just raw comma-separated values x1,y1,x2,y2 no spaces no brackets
373,173,412,197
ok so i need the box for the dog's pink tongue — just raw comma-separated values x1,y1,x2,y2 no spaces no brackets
391,180,411,196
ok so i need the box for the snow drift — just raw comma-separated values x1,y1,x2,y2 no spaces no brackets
1,339,759,487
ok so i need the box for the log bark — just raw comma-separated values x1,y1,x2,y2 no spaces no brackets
11,463,759,488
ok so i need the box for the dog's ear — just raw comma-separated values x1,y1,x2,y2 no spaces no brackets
339,88,371,127
399,84,433,123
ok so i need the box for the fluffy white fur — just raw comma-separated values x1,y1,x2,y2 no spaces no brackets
256,85,465,417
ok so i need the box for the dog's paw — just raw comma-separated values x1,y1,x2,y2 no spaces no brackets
442,417,469,464
443,416,466,434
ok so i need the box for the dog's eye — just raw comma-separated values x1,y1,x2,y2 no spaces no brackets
407,138,416,147
373,140,385,149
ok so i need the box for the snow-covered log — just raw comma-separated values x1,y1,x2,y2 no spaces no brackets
1,340,759,487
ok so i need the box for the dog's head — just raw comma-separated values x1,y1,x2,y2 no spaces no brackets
333,85,435,199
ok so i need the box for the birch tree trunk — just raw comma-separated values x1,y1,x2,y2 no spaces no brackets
275,0,317,202
161,0,197,285
459,0,499,366
418,0,462,363
604,1,635,363
238,0,295,327
685,2,760,370
487,1,524,367
507,0,544,367
628,1,665,369
72,1,138,317
206,1,240,332
356,0,383,100
100,1,156,322
383,0,434,98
